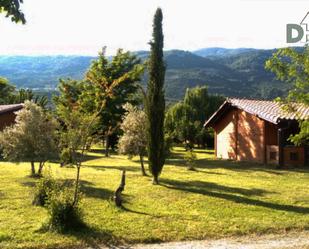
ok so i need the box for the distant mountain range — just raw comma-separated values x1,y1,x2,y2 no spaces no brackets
0,47,294,100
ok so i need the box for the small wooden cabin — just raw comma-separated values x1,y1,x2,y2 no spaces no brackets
204,98,309,167
0,104,23,131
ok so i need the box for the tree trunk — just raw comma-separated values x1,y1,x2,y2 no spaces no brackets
139,154,147,176
30,161,36,176
152,175,159,185
105,134,109,157
38,162,45,176
73,164,81,206
114,170,126,207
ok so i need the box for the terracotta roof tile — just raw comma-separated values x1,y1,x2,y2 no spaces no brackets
204,98,309,127
228,98,309,124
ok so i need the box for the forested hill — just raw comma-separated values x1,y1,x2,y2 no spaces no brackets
0,48,291,99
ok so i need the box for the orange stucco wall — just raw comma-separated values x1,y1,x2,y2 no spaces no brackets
214,109,266,163
236,110,265,163
214,110,237,160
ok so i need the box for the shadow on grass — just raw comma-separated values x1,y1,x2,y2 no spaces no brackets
20,178,114,200
89,148,118,156
37,223,124,249
60,179,114,201
81,184,113,200
120,206,160,217
160,178,309,214
85,165,140,172
65,227,123,249
167,156,309,175
120,201,172,220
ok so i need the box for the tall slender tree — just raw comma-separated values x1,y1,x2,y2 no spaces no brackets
145,8,166,184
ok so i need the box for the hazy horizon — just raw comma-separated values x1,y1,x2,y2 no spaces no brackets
0,46,304,57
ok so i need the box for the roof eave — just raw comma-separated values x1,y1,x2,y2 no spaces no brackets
204,100,230,128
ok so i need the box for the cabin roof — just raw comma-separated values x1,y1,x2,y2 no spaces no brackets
0,104,24,115
204,98,309,127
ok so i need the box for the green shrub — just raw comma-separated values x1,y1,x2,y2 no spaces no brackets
164,134,174,158
184,149,197,171
32,172,58,206
46,185,84,232
60,148,73,166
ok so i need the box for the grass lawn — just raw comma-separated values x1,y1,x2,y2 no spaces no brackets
1,147,309,248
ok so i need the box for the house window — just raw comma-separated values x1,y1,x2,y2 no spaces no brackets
270,152,277,161
290,152,299,161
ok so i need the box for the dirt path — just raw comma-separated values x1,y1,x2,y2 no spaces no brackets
105,231,309,249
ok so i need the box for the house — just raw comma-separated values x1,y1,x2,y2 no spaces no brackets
204,98,309,167
0,104,23,131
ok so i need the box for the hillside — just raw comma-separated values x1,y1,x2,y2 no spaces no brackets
0,48,290,99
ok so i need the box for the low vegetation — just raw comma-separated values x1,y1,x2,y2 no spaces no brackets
0,147,309,248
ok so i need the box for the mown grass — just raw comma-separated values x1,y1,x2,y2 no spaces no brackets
1,147,309,248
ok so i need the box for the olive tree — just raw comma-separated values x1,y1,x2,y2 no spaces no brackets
118,104,147,176
0,101,58,176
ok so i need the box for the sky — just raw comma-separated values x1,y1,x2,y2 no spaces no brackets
0,0,308,55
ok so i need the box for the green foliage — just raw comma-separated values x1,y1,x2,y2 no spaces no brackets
53,78,82,113
118,104,147,157
0,101,58,176
60,147,73,166
146,8,166,184
0,77,48,107
9,88,49,108
0,0,25,23
46,185,84,232
118,104,147,175
57,106,97,166
165,86,224,147
54,47,140,206
32,171,59,206
54,78,97,166
83,48,144,156
289,120,309,146
265,46,309,145
184,149,197,170
0,77,15,104
164,134,174,158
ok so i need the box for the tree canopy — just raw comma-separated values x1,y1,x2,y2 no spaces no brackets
165,86,224,148
0,0,25,23
0,77,15,103
0,101,57,176
265,46,309,145
118,103,147,176
83,48,144,156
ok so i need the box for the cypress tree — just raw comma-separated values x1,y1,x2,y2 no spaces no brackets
146,8,166,184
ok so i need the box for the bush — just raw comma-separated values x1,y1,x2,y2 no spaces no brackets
46,186,84,232
184,149,197,171
32,172,58,206
164,134,174,158
60,147,73,166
